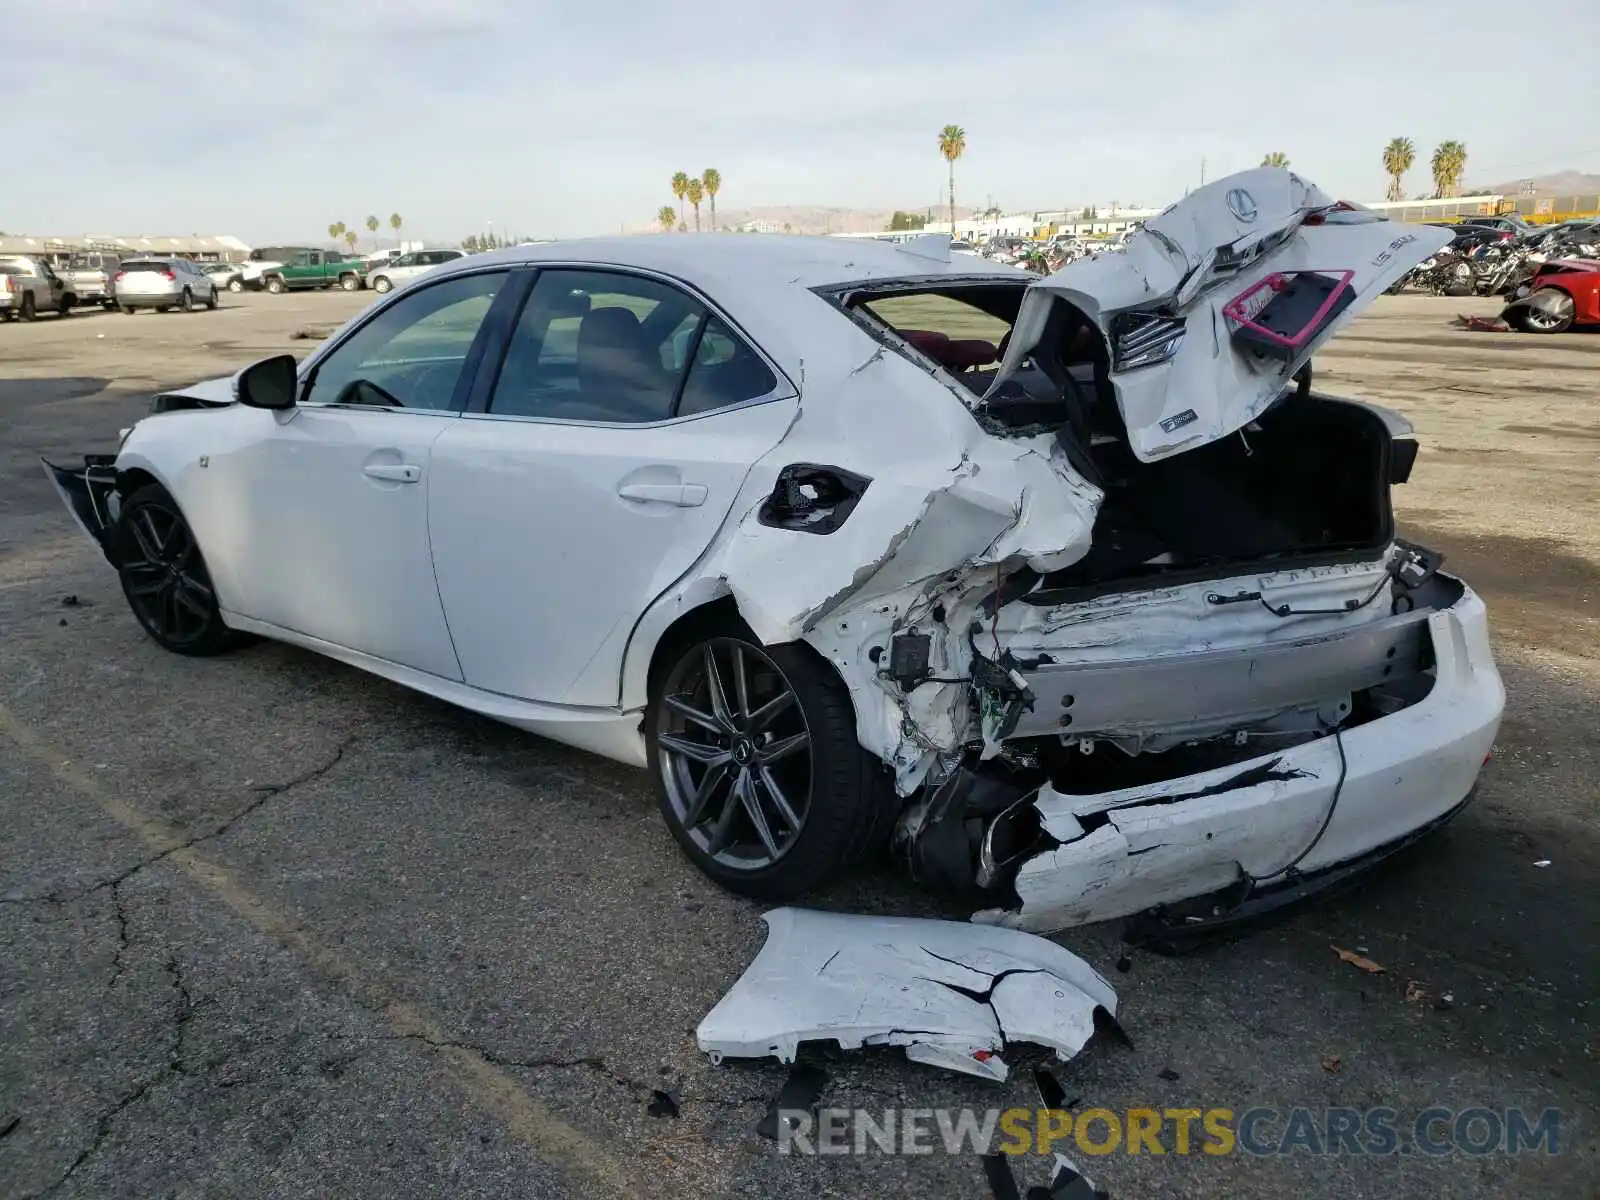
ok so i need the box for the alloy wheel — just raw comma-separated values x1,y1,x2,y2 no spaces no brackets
117,502,218,646
1524,294,1574,332
658,638,813,871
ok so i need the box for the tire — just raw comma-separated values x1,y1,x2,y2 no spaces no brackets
156,306,171,314
265,275,286,295
646,623,894,900
178,289,194,313
109,484,250,657
372,275,392,294
1518,289,1576,334
227,278,243,292
19,293,36,321
120,303,137,314
205,286,218,310
339,273,360,291
58,297,73,316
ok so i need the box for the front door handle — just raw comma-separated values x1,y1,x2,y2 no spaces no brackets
617,482,707,507
363,462,422,483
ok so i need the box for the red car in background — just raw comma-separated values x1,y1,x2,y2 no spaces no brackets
1502,259,1600,333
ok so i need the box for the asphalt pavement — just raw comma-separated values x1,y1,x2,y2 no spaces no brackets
0,293,1595,1199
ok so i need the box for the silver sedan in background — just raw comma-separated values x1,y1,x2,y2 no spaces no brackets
112,258,219,313
202,261,246,293
368,248,466,293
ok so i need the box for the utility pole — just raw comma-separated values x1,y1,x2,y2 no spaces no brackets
1200,157,1207,187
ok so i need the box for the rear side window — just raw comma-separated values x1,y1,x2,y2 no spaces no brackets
488,269,779,424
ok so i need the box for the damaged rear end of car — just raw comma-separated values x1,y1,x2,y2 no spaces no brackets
719,169,1502,932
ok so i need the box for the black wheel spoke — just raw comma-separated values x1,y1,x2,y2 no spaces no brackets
737,770,781,859
757,765,802,834
658,733,731,767
704,782,743,855
731,644,752,725
748,690,794,731
681,761,729,829
126,568,167,597
173,584,209,619
763,731,810,764
664,694,722,736
126,515,162,564
703,645,734,729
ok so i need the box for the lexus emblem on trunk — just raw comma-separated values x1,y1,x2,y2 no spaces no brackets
1226,188,1259,222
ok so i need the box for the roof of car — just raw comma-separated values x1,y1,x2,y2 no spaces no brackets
427,234,1028,384
449,233,1025,293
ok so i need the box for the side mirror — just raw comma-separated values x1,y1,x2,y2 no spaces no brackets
237,355,298,410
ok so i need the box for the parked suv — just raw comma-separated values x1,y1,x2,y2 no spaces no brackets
112,258,219,313
256,248,368,293
367,248,466,293
63,252,123,309
0,255,75,320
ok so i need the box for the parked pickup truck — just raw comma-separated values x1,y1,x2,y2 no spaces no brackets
253,248,367,293
0,255,75,320
62,252,123,309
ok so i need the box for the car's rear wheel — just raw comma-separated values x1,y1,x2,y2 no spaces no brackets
205,285,218,310
372,275,393,294
120,303,136,314
1518,288,1576,334
265,275,286,294
19,293,36,321
178,288,194,313
110,484,249,657
647,628,894,900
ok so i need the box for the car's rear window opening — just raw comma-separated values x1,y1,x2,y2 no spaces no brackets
122,261,173,273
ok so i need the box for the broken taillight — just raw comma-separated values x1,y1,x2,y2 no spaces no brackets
113,271,126,282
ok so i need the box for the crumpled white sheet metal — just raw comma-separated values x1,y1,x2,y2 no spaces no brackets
695,907,1117,1082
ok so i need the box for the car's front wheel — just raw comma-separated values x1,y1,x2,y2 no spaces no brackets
339,273,361,291
264,275,286,294
110,484,248,657
647,628,893,900
372,275,393,294
227,277,244,293
1514,288,1576,334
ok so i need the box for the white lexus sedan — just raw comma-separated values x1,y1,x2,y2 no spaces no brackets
46,169,1503,934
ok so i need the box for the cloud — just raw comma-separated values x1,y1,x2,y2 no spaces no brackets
8,0,1598,242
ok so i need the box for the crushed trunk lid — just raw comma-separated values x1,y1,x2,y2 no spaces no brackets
985,167,1450,462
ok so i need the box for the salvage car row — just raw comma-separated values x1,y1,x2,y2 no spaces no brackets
1,253,224,317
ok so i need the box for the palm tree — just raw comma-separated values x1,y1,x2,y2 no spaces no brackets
1382,138,1416,202
671,172,690,228
658,205,678,232
327,221,344,242
686,177,705,231
938,125,966,238
389,212,403,248
1260,151,1290,168
365,215,379,247
343,230,358,252
1431,141,1467,198
702,169,721,231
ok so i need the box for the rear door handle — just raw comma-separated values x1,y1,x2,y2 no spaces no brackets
617,482,707,507
363,463,422,483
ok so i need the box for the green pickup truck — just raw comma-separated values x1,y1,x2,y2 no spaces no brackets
251,247,368,293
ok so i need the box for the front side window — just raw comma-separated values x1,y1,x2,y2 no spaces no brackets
487,269,777,423
304,270,504,410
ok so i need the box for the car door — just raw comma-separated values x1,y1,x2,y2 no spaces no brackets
427,265,799,706
219,267,513,678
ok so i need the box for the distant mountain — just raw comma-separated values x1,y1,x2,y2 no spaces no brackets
1473,171,1600,197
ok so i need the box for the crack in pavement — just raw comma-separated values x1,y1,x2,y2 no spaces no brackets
25,955,197,1199
2,733,358,909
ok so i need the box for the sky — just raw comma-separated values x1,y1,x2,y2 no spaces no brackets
8,0,1598,244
